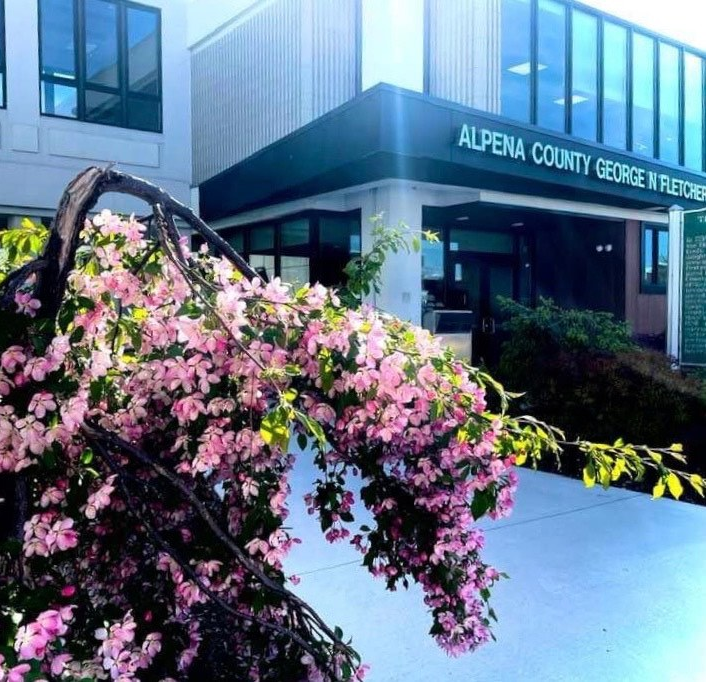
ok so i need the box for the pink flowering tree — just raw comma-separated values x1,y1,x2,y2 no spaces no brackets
0,168,703,681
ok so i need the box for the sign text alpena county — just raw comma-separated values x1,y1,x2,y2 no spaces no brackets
456,124,706,203
681,210,706,366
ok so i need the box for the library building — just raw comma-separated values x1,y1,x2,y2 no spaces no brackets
191,0,706,364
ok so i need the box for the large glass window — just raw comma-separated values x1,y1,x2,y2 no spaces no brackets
659,43,680,163
219,213,361,288
602,22,628,150
536,0,566,131
632,34,655,157
0,0,6,107
641,225,668,293
684,53,705,171
39,0,161,132
571,11,597,141
500,0,532,122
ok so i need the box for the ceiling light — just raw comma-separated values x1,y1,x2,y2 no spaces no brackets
456,216,470,221
511,222,524,227
553,95,588,105
507,62,547,76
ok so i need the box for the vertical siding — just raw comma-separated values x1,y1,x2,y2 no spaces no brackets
310,0,357,119
625,220,668,336
428,0,501,113
191,0,357,186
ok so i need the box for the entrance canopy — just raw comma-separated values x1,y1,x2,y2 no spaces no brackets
199,84,706,221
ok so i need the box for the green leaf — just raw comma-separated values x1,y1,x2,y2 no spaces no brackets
260,410,290,451
582,462,596,488
652,480,666,499
296,433,308,450
667,472,683,500
80,448,94,465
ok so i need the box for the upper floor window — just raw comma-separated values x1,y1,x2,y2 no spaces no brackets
632,33,655,157
658,42,680,164
500,0,532,122
0,0,6,108
536,0,566,132
39,0,161,132
570,11,597,141
684,53,706,171
602,22,628,150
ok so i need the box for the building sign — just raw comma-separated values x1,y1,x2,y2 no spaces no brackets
680,209,706,366
456,124,706,203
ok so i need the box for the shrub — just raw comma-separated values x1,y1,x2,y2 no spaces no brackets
498,300,706,498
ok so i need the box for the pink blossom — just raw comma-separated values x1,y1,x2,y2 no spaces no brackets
14,292,41,317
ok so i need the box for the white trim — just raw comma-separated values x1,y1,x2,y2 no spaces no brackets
666,205,684,360
478,190,670,224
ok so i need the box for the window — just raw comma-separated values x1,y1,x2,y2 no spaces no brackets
632,34,655,157
219,212,361,288
500,0,532,122
536,0,566,132
571,11,598,141
658,43,680,164
641,225,669,293
0,0,5,107
602,22,628,150
684,53,705,171
39,0,161,132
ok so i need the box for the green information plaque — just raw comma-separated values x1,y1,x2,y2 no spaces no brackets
681,209,706,366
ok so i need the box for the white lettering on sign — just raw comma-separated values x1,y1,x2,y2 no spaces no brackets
455,124,706,202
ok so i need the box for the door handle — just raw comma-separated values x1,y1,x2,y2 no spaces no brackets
482,317,496,334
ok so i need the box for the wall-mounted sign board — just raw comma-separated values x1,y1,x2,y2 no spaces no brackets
680,209,706,366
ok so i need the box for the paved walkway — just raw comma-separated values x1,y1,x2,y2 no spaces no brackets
285,461,706,682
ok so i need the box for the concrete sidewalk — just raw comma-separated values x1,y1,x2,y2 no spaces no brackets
284,461,706,682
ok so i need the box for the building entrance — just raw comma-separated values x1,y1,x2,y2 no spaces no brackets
422,202,626,367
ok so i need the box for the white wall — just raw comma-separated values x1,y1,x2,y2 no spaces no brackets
0,0,192,218
360,0,425,92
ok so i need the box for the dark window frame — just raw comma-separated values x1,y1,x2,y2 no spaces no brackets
0,0,6,108
640,223,668,294
38,0,162,133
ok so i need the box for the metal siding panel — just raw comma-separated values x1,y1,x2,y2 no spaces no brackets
191,0,303,184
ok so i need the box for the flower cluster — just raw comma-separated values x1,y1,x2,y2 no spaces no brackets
0,209,520,680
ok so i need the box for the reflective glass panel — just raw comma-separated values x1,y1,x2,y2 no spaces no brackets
450,230,514,254
537,0,566,131
226,231,244,253
85,0,119,88
602,22,627,149
280,256,310,286
250,225,275,252
281,219,310,247
422,240,444,281
41,81,78,118
40,0,76,79
128,7,159,95
571,11,597,141
500,0,531,122
632,34,655,157
85,88,122,125
659,43,680,163
657,230,668,286
127,96,161,132
642,227,654,287
249,255,275,282
318,215,361,287
683,53,704,170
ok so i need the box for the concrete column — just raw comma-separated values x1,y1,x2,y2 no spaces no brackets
357,184,423,324
360,0,425,92
666,204,683,360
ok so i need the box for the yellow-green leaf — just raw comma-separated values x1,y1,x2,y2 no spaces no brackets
582,463,596,488
689,474,705,497
667,472,684,500
652,480,666,499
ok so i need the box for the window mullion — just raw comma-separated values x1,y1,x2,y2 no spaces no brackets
118,2,129,127
75,0,86,120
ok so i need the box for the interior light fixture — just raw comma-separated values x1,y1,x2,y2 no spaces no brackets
456,216,470,221
553,95,588,106
511,222,524,227
507,62,547,76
